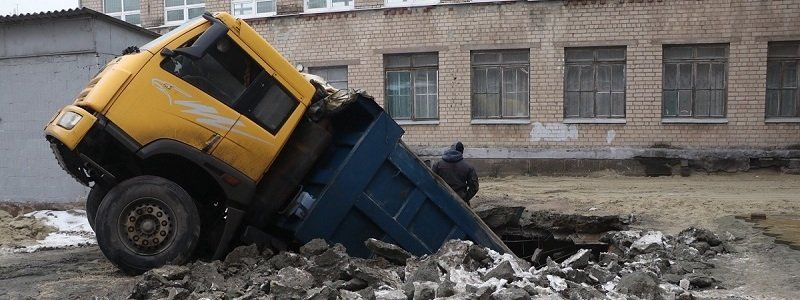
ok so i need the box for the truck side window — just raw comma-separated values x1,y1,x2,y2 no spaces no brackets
238,75,298,134
161,36,259,106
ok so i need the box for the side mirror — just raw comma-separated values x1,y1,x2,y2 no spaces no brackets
173,13,229,60
160,48,177,58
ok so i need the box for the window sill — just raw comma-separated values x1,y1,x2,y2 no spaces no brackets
765,117,800,123
384,1,440,8
472,0,516,3
470,119,531,125
234,12,278,19
396,120,439,126
563,118,626,124
662,118,728,124
303,7,355,14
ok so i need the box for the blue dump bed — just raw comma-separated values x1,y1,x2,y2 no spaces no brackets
277,97,509,257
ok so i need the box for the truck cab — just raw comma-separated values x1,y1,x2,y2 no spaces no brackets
45,12,324,273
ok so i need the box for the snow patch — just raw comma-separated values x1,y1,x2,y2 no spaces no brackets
17,210,95,252
602,281,616,292
546,275,567,292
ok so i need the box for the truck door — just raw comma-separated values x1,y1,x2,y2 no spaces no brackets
206,34,307,181
106,21,244,151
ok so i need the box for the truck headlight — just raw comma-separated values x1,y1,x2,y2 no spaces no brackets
56,111,83,130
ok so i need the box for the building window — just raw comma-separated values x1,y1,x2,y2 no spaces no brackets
385,0,439,7
231,0,276,18
308,66,348,90
471,50,529,119
662,44,728,118
305,0,353,13
564,47,626,119
384,53,439,120
165,0,205,25
105,0,141,25
766,42,800,118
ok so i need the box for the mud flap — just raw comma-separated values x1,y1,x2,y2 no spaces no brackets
213,206,245,259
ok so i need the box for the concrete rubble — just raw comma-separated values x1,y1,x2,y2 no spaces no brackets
129,225,731,300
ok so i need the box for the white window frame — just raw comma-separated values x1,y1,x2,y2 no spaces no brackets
384,0,438,8
231,0,277,19
164,0,206,26
104,0,141,26
384,53,440,121
304,0,354,14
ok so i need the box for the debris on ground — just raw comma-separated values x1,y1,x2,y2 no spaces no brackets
0,209,56,249
129,226,731,299
0,209,95,252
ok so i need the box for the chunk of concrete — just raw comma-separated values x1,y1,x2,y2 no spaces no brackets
364,238,413,265
305,285,339,300
188,261,225,292
491,287,529,300
374,288,406,300
482,260,516,282
412,281,438,300
436,278,456,298
269,267,314,298
587,264,614,283
687,274,717,289
151,265,190,281
615,271,664,300
599,252,621,266
465,284,496,300
561,249,592,269
340,290,364,300
224,244,260,268
631,231,666,254
267,252,310,270
566,281,605,299
348,262,402,289
300,238,330,256
432,240,472,271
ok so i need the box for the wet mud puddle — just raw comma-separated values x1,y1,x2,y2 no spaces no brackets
739,214,800,250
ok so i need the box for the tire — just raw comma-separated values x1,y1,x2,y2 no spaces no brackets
95,175,201,274
86,184,109,230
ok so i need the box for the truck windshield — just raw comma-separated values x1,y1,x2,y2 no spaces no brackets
140,19,204,52
161,36,259,105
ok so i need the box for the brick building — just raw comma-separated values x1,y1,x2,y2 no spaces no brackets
79,0,800,173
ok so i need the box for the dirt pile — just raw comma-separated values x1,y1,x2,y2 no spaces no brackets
129,227,730,300
0,209,57,249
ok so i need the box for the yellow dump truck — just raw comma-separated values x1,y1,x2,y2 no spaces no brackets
45,12,508,274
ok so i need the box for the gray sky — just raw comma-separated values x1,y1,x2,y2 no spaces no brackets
0,0,79,16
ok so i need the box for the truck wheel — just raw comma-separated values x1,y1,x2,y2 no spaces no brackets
86,184,109,230
95,175,201,274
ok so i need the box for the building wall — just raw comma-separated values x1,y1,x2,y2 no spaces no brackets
255,0,800,152
81,0,800,154
0,16,157,202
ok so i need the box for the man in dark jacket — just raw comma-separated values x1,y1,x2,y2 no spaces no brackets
432,142,479,204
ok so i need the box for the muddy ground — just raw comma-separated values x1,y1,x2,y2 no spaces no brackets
476,170,800,234
1,171,799,299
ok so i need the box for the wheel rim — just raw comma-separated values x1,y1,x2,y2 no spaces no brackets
118,197,176,256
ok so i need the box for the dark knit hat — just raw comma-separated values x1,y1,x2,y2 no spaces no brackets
452,141,464,153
